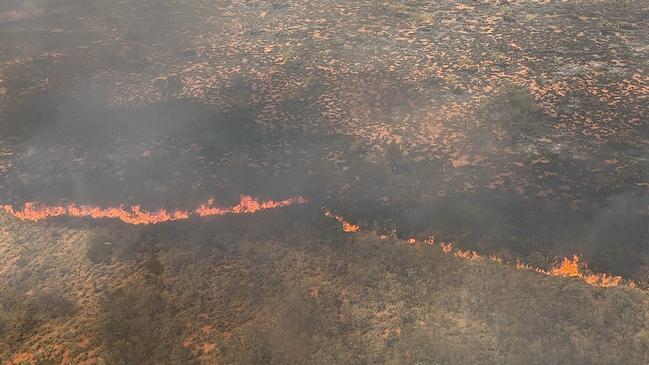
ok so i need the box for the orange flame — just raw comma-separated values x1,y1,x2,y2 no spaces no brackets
546,255,622,287
432,238,622,288
322,209,360,233
323,212,623,289
488,254,504,264
440,242,453,254
585,273,623,288
196,195,307,217
549,255,581,277
2,195,307,225
454,249,481,260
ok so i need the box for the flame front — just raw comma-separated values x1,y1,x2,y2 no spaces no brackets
6,199,625,288
549,255,582,277
323,209,360,233
547,255,622,287
196,196,307,217
322,209,625,289
2,195,307,225
434,241,622,288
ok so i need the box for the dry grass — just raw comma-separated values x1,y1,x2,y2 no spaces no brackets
1,211,649,364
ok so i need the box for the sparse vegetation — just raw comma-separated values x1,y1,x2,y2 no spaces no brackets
605,128,641,149
414,12,435,24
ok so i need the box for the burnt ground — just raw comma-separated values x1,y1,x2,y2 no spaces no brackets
0,0,648,363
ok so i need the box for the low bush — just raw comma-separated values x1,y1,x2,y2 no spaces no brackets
479,82,545,143
100,284,195,365
86,233,114,263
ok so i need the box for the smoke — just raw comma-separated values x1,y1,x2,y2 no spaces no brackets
0,0,647,281
579,192,649,275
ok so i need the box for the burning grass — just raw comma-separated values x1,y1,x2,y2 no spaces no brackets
0,205,647,364
2,195,306,225
322,208,360,233
324,211,625,289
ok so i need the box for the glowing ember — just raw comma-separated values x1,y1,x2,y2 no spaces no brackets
322,209,360,233
2,195,307,225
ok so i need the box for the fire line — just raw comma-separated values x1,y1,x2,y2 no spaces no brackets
323,210,625,289
323,208,360,232
2,195,307,225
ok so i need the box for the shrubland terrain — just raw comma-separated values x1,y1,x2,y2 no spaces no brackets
0,0,648,363
2,209,649,364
